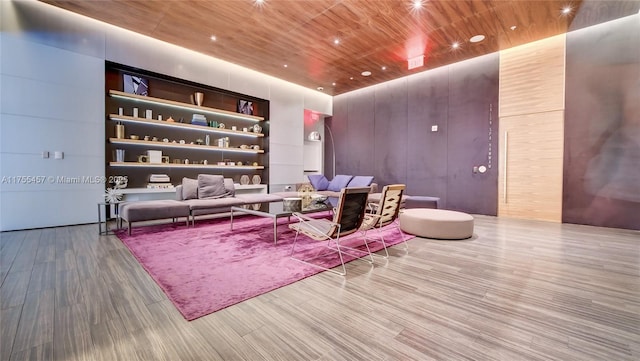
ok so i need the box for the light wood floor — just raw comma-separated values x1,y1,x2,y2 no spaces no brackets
1,215,638,360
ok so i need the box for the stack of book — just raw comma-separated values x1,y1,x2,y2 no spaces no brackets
191,114,207,126
147,174,173,189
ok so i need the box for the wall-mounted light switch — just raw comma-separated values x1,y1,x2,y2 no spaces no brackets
54,151,64,159
431,125,438,132
42,151,49,159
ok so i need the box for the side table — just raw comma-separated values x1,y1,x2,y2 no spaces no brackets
97,201,122,235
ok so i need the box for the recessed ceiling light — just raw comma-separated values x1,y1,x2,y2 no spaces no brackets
254,0,265,5
317,86,324,91
381,66,387,70
451,42,460,49
350,77,354,80
361,71,372,76
332,82,336,86
210,35,217,41
283,64,288,68
334,38,340,45
412,0,423,10
562,6,572,15
470,35,485,43
510,25,517,31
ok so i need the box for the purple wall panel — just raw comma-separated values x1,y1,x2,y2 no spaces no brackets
373,80,409,186
346,88,376,177
331,53,499,215
406,67,450,206
329,96,349,179
564,16,640,230
446,55,499,214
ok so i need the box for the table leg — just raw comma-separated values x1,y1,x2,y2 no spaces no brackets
106,203,112,234
114,203,121,230
97,204,103,235
230,209,234,230
273,219,278,244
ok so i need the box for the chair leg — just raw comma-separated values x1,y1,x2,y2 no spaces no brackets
289,231,347,276
338,235,375,264
392,220,409,253
360,220,408,258
360,227,389,259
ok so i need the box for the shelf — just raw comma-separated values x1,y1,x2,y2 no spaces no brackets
109,162,264,170
109,90,264,122
120,187,176,194
120,185,266,194
109,115,265,138
234,184,267,190
108,138,264,153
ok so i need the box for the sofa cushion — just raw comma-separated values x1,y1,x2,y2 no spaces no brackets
308,174,330,191
327,175,353,192
121,200,190,222
235,193,284,204
347,176,374,187
182,177,199,200
184,197,245,210
197,174,229,199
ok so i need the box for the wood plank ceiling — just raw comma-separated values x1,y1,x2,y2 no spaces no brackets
40,0,639,95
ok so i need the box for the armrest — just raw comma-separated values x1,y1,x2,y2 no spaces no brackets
174,185,184,201
360,213,382,230
291,212,341,235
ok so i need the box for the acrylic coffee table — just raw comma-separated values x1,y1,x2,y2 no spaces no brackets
229,198,334,244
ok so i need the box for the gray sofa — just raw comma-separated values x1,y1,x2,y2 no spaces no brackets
119,174,412,234
120,175,283,234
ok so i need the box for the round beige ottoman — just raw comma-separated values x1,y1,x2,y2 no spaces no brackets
399,208,474,240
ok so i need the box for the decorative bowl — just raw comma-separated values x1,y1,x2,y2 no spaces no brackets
129,135,139,140
311,194,328,203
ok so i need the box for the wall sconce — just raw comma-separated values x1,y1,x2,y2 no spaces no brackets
308,131,321,141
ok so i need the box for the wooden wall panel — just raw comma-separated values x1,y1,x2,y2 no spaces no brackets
498,34,566,222
499,34,566,117
498,111,565,222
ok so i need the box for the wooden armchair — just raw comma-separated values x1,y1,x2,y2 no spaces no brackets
288,187,372,276
359,184,407,258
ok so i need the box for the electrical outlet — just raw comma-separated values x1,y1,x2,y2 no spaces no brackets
54,151,64,159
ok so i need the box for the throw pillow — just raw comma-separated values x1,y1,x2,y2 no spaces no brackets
197,174,229,199
308,174,330,191
182,177,199,200
347,176,374,187
327,175,353,192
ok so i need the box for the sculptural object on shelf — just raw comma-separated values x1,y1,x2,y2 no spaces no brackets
191,92,204,106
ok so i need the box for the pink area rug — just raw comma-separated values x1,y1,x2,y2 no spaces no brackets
116,214,412,320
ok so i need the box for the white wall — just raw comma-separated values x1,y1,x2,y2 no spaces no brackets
0,0,332,231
